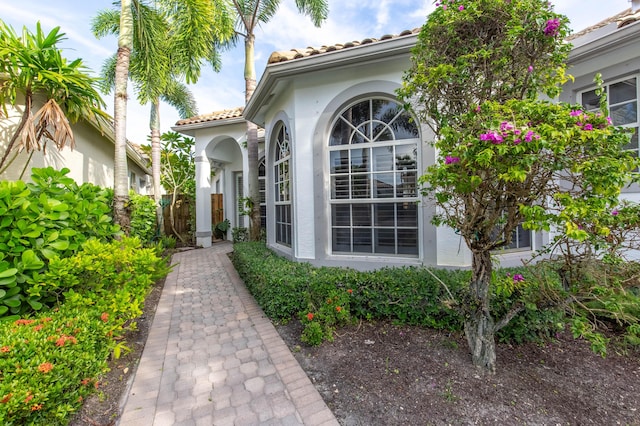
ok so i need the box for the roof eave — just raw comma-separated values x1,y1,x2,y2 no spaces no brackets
569,20,640,64
244,33,418,125
172,116,247,135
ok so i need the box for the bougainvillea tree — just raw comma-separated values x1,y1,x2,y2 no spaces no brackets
399,0,638,372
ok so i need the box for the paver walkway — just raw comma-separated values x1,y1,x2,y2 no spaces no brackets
118,242,338,426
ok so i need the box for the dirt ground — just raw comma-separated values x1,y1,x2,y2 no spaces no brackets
277,320,640,425
70,269,640,426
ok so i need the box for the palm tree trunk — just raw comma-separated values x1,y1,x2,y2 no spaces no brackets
0,89,32,174
464,249,497,373
113,0,133,235
150,100,163,236
244,34,261,241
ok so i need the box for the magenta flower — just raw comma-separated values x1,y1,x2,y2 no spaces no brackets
544,18,560,36
606,117,613,125
458,5,464,11
612,209,619,216
513,138,522,145
513,274,525,283
480,131,503,144
445,155,460,165
524,130,536,142
528,65,533,73
583,123,593,131
570,109,583,117
499,121,514,132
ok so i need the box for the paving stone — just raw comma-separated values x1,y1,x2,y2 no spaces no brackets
118,244,337,426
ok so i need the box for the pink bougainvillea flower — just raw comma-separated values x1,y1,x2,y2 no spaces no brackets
499,121,514,132
445,155,460,165
570,109,583,117
583,123,593,131
606,117,613,125
512,274,525,283
458,5,464,10
544,18,560,36
524,130,537,142
528,65,533,73
612,209,619,216
480,131,503,144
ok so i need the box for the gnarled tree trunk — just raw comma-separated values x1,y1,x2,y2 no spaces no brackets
465,249,497,373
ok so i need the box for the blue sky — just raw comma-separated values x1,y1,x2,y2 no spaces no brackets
1,0,635,145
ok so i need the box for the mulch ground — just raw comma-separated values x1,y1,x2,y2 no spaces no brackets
277,320,640,425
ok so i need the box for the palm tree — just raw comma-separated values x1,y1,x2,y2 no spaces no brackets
93,0,234,236
112,0,134,233
230,0,329,241
0,21,109,176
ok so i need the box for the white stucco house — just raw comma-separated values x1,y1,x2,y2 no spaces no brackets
175,5,640,269
1,96,151,194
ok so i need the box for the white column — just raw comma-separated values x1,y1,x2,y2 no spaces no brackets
195,156,212,247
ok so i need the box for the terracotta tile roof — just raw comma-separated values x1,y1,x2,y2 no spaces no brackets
175,107,244,126
566,8,636,41
267,28,421,64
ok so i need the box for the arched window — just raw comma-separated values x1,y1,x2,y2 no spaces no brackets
274,124,292,246
329,98,419,256
258,157,266,230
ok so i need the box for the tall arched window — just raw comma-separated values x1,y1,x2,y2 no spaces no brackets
274,124,292,246
258,157,266,230
329,98,419,256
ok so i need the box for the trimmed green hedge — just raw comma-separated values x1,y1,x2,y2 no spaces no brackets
231,242,567,346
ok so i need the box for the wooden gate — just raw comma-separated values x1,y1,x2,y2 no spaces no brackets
211,193,224,226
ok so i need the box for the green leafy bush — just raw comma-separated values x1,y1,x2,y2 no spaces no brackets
0,237,169,425
129,192,157,245
233,243,640,349
0,167,119,318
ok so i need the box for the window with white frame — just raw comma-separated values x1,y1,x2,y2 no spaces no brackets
329,98,420,256
580,76,639,159
258,157,266,230
274,124,292,247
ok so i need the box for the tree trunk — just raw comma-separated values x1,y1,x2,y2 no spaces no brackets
464,249,497,373
0,89,32,174
244,34,261,241
150,100,163,236
113,0,133,235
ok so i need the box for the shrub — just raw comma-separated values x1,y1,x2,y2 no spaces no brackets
0,237,169,425
129,192,157,245
233,242,640,350
0,167,119,318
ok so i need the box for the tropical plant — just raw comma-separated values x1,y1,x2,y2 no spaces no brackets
92,0,234,235
398,0,639,372
157,131,195,243
0,21,109,177
112,0,134,234
230,0,329,241
0,167,119,319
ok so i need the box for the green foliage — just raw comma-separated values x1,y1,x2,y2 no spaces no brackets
398,0,639,370
0,168,119,318
129,192,157,245
399,0,571,132
0,237,169,425
0,21,109,173
232,227,248,243
233,243,640,351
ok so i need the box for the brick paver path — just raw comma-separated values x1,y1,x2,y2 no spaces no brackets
118,242,338,426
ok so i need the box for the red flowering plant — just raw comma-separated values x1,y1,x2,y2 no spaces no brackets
300,287,354,346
